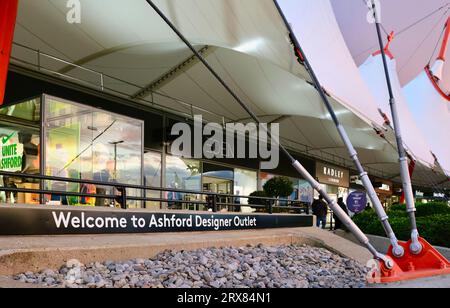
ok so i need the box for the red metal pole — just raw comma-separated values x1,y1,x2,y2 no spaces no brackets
438,17,450,61
0,0,19,105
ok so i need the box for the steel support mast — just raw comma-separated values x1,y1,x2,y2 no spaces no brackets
371,0,422,255
272,0,404,257
145,0,394,268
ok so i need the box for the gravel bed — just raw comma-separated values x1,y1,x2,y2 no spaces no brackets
14,244,368,288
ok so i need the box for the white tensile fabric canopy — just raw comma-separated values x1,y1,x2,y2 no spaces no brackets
359,54,436,168
277,0,385,128
275,0,448,188
403,68,450,177
9,0,448,187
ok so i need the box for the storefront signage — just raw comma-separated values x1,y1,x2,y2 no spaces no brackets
379,184,391,192
347,191,367,214
374,178,393,195
0,206,314,235
316,162,350,188
434,193,445,198
350,175,363,186
0,132,24,172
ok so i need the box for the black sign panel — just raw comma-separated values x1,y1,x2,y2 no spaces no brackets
0,207,314,236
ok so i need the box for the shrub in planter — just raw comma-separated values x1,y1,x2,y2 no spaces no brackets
248,191,271,213
388,204,406,213
416,215,450,248
388,202,450,217
263,177,294,199
383,215,450,248
353,203,450,248
415,202,450,217
352,209,383,235
248,191,269,206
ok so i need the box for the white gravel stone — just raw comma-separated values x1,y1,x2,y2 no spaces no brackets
14,244,368,289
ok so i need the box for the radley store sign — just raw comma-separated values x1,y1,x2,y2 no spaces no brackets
316,162,350,188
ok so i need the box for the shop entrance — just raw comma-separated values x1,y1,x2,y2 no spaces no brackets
315,161,351,229
203,176,233,195
202,163,235,211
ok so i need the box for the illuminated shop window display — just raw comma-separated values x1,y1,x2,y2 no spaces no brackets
43,96,143,208
144,150,162,209
165,156,201,210
0,98,41,205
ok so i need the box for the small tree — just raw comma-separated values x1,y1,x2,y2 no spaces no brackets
263,177,294,199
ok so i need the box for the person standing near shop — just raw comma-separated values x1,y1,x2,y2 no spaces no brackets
312,195,328,229
334,197,349,230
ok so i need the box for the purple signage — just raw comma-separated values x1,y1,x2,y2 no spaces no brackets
347,192,367,214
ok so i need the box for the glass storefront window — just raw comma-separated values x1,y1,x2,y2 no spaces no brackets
297,179,314,204
0,98,41,205
43,96,143,208
314,185,349,203
0,98,40,122
144,151,162,209
165,156,201,209
260,172,297,199
234,168,257,205
260,172,276,189
260,173,314,207
202,163,234,210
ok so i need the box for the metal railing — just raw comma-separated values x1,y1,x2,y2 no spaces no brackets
0,171,309,215
9,42,389,178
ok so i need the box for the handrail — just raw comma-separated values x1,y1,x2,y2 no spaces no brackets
0,171,309,214
0,170,290,202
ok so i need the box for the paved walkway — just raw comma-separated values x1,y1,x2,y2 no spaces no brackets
372,275,450,288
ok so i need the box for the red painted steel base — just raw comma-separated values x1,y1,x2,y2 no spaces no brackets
376,238,450,284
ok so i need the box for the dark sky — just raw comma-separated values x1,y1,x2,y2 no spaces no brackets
332,0,450,87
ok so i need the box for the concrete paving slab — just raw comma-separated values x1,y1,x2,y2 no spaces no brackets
371,275,450,288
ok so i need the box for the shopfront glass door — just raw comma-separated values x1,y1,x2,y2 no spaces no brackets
202,163,234,211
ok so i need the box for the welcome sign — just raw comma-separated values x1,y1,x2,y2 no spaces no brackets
0,206,314,236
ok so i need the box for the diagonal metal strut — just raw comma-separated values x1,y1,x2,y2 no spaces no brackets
371,0,423,255
145,0,395,268
272,0,404,258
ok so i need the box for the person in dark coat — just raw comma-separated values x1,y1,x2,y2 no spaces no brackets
312,195,328,229
334,197,349,230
